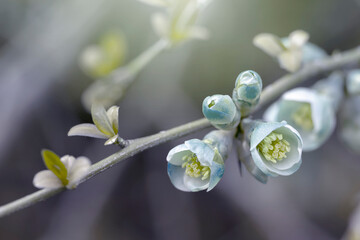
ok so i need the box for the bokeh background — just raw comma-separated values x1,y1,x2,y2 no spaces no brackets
0,0,360,239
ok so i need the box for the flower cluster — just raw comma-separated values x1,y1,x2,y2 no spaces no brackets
202,70,262,131
167,68,305,191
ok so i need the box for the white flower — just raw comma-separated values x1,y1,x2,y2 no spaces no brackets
140,0,211,45
264,88,335,151
33,150,91,190
242,120,303,177
68,103,120,145
253,30,326,72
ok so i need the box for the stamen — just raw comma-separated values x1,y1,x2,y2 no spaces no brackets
292,103,314,130
182,153,211,180
257,132,291,163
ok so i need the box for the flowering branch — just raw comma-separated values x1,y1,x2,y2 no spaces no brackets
0,45,360,218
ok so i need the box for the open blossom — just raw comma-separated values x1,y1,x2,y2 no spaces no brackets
139,0,211,46
202,94,240,130
264,88,335,151
242,119,303,177
253,30,326,72
33,150,91,190
167,130,232,192
68,103,120,145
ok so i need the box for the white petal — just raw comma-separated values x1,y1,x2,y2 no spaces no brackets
183,174,209,192
278,50,302,72
68,123,107,139
104,135,118,146
61,155,76,170
253,33,285,57
106,106,119,133
67,157,91,188
151,13,169,39
91,103,115,137
188,26,209,40
289,30,309,48
33,170,63,189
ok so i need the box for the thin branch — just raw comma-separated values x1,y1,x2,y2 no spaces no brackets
1,45,360,218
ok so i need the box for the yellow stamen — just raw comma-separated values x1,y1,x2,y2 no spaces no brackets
257,132,291,163
182,153,211,180
292,103,314,130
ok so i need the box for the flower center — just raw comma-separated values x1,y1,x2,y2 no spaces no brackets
182,154,211,180
257,132,291,163
292,103,314,130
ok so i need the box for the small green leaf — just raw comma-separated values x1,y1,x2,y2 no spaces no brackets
41,149,68,186
91,103,116,137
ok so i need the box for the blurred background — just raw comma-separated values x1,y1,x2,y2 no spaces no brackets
0,0,360,239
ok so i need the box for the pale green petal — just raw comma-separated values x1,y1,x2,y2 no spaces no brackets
253,33,285,57
106,106,119,133
166,143,191,166
104,135,118,146
68,123,107,139
33,170,63,189
278,50,302,72
91,103,115,137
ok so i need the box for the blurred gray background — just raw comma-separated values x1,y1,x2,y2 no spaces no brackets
0,0,360,239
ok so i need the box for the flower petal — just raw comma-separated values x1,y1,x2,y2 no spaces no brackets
278,50,302,72
166,143,191,166
104,135,118,146
288,30,309,48
33,170,63,189
167,163,190,192
183,174,209,192
253,33,285,57
185,139,214,166
67,123,107,139
91,103,116,137
207,151,224,191
249,121,287,151
67,157,91,188
106,106,119,134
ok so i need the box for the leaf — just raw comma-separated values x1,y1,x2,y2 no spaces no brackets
91,103,115,137
41,149,68,186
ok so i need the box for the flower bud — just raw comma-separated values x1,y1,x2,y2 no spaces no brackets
232,70,262,116
202,94,240,130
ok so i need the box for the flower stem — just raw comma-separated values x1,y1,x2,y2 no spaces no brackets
1,46,360,218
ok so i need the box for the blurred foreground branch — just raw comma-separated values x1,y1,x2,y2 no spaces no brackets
0,45,360,218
